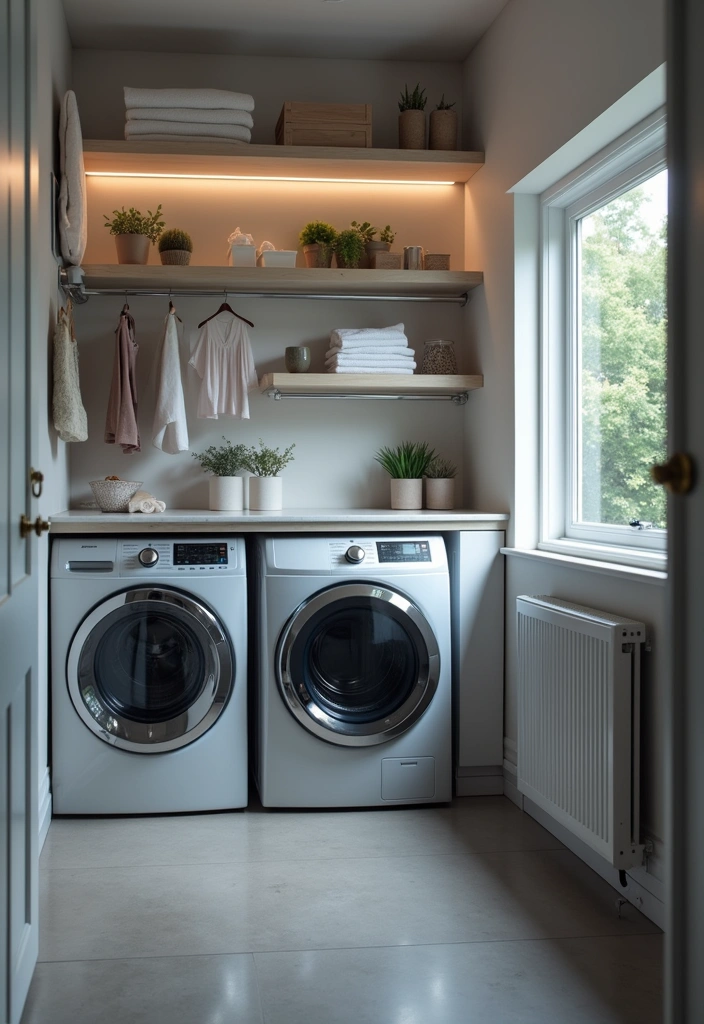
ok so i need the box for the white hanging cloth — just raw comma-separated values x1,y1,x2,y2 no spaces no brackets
52,303,88,443
58,90,87,266
189,311,258,419
152,309,189,453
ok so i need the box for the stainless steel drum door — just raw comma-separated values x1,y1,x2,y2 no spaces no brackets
276,582,440,747
66,586,233,753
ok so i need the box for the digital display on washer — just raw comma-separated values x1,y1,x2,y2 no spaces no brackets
376,541,431,563
173,543,228,565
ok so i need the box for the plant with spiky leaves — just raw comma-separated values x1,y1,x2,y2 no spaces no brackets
398,83,427,112
374,441,435,479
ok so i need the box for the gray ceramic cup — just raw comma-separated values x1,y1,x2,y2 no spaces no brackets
285,345,311,373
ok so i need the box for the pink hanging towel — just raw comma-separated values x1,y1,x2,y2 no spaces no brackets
105,307,141,453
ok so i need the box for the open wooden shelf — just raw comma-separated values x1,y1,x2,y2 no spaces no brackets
83,139,484,184
79,265,483,301
259,373,483,400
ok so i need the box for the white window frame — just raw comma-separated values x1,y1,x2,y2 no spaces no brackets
538,109,667,570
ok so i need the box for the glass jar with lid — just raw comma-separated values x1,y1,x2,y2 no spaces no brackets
420,339,458,375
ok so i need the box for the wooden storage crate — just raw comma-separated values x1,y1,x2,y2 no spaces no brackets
275,102,372,148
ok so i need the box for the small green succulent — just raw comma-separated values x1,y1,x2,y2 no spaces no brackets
425,456,457,479
103,205,164,243
435,94,456,111
398,83,427,112
351,220,376,243
379,224,396,244
158,228,193,253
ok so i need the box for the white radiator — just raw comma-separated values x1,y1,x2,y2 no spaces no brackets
516,596,646,870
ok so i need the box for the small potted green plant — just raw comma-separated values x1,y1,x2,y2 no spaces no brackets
244,439,296,510
334,228,366,269
351,221,396,267
398,83,427,150
103,204,164,265
192,437,248,511
158,227,193,266
429,94,457,151
425,456,457,509
299,221,338,268
374,440,435,509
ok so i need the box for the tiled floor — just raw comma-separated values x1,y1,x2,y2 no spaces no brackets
23,796,663,1023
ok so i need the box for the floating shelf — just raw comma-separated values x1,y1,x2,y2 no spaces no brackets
83,140,484,184
259,373,483,403
76,265,483,303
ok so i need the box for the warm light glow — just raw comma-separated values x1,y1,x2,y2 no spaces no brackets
85,171,456,187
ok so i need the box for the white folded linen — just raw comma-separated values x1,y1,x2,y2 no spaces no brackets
126,134,250,145
126,107,254,127
326,366,415,375
128,490,166,514
330,323,408,349
327,355,417,369
325,347,414,362
125,120,252,142
124,86,255,112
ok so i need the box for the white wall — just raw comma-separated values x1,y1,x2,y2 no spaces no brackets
461,0,667,877
72,49,464,149
34,0,72,831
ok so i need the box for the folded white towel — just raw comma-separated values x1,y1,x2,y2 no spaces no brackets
325,347,414,363
128,490,166,514
125,120,252,142
124,86,255,112
330,324,408,349
58,90,87,266
126,134,250,145
327,366,415,375
126,107,254,127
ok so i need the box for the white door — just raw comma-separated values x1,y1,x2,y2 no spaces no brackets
0,0,40,1021
666,1,704,1021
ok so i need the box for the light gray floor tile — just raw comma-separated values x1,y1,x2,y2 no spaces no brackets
254,935,663,1024
42,797,562,870
39,847,656,963
21,953,264,1024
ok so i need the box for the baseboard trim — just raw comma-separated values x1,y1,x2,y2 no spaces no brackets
522,796,665,930
38,767,51,853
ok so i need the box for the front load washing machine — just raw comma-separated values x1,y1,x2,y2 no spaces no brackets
51,536,248,814
252,534,451,808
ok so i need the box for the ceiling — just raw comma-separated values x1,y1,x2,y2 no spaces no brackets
61,0,509,62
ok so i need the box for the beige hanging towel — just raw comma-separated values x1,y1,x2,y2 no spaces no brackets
58,90,87,266
52,303,88,442
105,307,141,453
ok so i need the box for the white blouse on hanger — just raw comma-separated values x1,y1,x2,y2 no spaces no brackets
189,311,258,419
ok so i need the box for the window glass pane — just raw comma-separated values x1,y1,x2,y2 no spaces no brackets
577,169,667,530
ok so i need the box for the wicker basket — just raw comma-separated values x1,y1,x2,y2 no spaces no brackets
398,110,426,150
423,253,451,271
372,251,403,270
160,249,191,266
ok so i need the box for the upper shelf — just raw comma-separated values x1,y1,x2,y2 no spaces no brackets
83,140,484,184
78,265,483,301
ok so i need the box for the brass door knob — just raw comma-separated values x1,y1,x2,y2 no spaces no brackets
651,452,694,494
20,515,50,538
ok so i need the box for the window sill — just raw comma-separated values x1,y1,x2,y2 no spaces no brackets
501,545,667,585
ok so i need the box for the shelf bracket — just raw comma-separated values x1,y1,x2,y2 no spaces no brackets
58,266,89,304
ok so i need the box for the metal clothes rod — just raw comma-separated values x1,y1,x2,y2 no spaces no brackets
266,390,469,405
77,288,469,305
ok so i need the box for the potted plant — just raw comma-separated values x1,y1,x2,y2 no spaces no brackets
429,95,458,151
299,221,338,268
103,205,164,265
334,228,366,269
352,221,396,267
192,437,248,511
425,456,457,509
398,83,427,150
374,440,435,510
244,439,296,511
158,227,193,266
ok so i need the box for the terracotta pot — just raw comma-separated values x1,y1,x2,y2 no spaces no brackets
363,240,391,269
398,110,426,150
114,234,150,265
303,243,334,268
425,477,455,510
209,476,243,511
160,249,191,266
249,476,283,511
390,478,423,510
429,109,458,151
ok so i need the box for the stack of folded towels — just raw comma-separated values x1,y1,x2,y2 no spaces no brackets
325,323,416,374
123,87,255,145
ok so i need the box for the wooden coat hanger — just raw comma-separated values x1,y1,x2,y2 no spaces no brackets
198,295,254,330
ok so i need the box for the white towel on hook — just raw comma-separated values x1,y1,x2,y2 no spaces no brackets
152,310,189,454
125,120,252,142
58,90,87,266
124,86,255,112
128,490,167,514
126,107,254,127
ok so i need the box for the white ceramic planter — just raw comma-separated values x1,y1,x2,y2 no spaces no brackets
249,476,283,511
390,478,423,510
209,476,243,511
425,477,455,510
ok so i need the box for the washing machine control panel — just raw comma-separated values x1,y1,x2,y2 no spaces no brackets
173,543,229,566
376,541,432,563
329,540,378,568
138,547,159,567
118,539,239,575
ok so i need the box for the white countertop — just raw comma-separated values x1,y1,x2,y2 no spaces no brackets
48,508,509,534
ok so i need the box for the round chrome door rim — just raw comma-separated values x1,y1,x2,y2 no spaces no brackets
276,581,440,747
66,586,233,753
